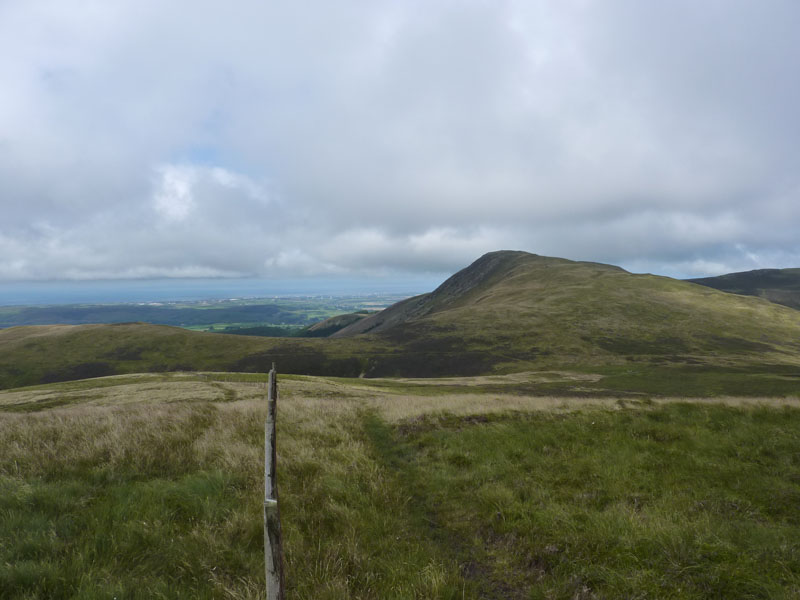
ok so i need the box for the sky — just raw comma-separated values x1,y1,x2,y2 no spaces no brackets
1,0,799,292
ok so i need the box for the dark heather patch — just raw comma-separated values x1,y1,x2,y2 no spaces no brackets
103,346,144,361
704,336,776,353
594,336,691,355
230,351,364,377
40,361,116,384
364,351,498,378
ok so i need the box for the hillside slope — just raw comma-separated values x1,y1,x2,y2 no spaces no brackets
3,251,800,391
688,268,800,310
333,251,545,336
300,312,369,337
335,250,800,372
0,323,385,389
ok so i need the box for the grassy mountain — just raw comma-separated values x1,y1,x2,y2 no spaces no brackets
3,251,800,393
688,267,800,310
332,250,800,390
336,250,800,362
333,251,539,336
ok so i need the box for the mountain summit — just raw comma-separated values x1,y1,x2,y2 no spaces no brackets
334,251,620,337
335,250,800,371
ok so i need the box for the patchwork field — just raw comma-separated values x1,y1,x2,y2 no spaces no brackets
2,373,799,599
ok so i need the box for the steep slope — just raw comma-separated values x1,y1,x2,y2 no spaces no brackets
335,251,579,336
300,312,369,337
688,268,800,310
335,250,800,373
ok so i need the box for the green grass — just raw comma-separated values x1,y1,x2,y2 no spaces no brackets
0,377,470,599
590,363,800,397
379,404,800,598
0,401,265,599
2,374,800,598
280,407,468,599
0,471,260,598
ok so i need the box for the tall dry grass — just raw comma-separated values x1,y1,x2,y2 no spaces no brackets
2,373,800,598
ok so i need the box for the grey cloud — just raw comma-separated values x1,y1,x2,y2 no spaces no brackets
0,0,799,283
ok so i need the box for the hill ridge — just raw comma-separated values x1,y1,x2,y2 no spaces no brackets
688,267,800,310
332,250,534,336
334,250,625,337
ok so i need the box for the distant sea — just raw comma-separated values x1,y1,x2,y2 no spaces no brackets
0,277,444,307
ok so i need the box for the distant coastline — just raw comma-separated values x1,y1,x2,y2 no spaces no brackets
0,277,442,307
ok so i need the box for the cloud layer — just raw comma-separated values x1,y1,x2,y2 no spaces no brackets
2,0,799,282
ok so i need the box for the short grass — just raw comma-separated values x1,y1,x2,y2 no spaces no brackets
381,404,800,598
1,374,799,598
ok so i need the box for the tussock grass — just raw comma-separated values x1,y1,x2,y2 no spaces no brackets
1,373,800,598
0,400,266,598
0,375,470,598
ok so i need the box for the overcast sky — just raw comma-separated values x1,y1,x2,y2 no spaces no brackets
2,0,799,286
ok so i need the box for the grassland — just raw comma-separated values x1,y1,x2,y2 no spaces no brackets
2,373,799,598
0,324,398,390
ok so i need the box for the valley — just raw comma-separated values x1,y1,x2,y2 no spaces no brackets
0,294,403,335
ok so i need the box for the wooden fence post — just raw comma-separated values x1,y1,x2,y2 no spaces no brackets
264,364,285,599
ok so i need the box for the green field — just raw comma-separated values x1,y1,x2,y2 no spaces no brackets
0,294,403,334
2,373,799,598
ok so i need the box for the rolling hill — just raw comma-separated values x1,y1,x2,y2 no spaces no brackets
0,323,388,390
688,267,800,310
2,251,800,394
336,250,800,361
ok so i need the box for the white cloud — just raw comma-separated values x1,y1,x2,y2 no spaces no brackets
153,165,196,222
0,0,799,283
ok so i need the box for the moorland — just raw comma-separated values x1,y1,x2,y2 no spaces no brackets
1,250,799,598
3,251,800,395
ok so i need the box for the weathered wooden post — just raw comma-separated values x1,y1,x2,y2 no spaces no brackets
264,363,285,599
